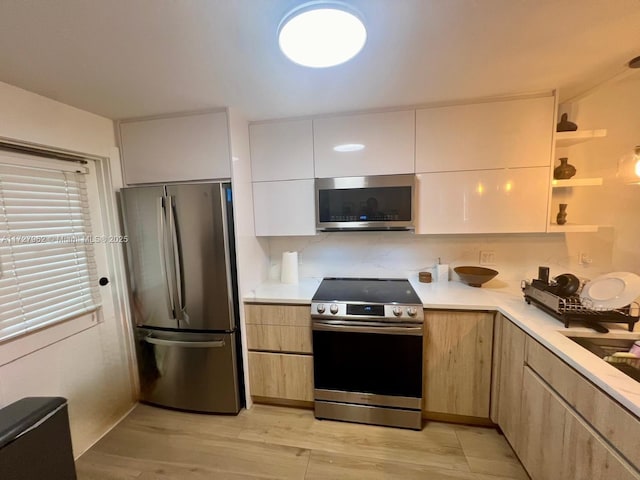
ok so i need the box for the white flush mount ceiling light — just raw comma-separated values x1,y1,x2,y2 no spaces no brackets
278,1,367,68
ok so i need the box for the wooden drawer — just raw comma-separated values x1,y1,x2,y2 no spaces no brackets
244,304,311,326
248,352,314,402
246,325,312,354
520,366,639,480
244,304,312,354
526,337,640,470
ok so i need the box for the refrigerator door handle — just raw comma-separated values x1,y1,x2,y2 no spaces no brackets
158,196,175,319
167,195,188,324
143,336,226,348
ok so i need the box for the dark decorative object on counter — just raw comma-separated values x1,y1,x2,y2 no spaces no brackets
556,203,568,225
556,113,578,132
537,266,550,284
418,271,432,283
554,157,577,179
454,266,498,287
552,273,581,297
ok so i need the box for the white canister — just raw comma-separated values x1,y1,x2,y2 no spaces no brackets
436,264,449,282
281,251,299,284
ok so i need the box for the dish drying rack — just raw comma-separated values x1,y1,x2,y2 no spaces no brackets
522,280,640,333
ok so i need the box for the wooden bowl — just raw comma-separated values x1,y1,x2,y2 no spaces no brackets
454,266,498,287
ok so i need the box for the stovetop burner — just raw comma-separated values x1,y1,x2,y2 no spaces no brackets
312,278,423,322
312,278,421,304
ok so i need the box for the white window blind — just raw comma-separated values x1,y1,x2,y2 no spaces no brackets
0,160,101,342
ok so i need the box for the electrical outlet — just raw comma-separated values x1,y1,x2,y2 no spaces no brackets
579,252,593,265
479,250,496,266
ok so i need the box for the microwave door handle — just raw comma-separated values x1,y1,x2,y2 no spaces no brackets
312,320,423,336
158,196,175,319
167,195,187,324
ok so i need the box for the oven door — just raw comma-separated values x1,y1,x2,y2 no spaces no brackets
312,320,423,406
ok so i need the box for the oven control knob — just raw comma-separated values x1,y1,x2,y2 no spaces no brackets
392,306,403,317
316,303,326,314
330,304,339,314
407,307,418,317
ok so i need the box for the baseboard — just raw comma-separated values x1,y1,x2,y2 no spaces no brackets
251,396,313,409
74,401,138,460
422,411,496,427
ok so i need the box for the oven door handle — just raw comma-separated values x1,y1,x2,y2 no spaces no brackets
313,320,423,336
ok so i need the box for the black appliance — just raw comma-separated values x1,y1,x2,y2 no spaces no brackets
0,397,76,480
311,278,424,430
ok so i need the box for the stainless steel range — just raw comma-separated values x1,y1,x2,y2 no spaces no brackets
311,278,424,430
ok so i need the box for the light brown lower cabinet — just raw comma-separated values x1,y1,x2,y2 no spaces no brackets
526,337,640,469
244,303,314,404
494,316,640,479
248,351,314,402
496,314,526,451
520,366,639,480
423,310,494,418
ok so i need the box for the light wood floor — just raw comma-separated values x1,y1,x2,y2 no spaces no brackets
76,403,528,480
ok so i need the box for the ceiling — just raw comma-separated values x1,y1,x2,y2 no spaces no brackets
1,0,639,121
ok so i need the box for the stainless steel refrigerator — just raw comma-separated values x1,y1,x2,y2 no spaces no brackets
120,182,243,414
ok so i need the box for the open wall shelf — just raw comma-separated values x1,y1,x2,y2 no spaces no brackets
555,129,607,148
551,178,603,188
548,223,600,233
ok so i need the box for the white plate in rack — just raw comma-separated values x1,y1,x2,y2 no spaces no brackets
580,272,640,311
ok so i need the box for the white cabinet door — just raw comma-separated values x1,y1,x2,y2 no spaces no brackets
250,119,314,182
119,111,231,184
313,110,415,178
415,167,549,234
415,96,554,173
253,179,316,236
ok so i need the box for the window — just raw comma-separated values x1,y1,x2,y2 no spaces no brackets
0,152,101,342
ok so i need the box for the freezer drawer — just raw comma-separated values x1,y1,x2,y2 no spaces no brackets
137,329,241,414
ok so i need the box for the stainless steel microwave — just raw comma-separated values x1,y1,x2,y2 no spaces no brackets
315,174,415,231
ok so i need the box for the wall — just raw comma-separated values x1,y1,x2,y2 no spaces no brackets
560,74,640,274
227,108,270,405
266,77,640,288
0,81,135,456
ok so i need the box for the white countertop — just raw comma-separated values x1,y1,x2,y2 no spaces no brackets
244,277,323,304
244,277,640,418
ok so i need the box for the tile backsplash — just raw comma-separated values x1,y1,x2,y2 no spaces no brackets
268,230,615,286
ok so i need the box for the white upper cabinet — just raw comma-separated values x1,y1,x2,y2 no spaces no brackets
119,111,231,184
249,119,314,182
415,96,555,173
415,167,550,234
253,179,316,236
313,110,415,178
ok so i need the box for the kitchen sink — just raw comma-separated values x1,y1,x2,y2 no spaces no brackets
567,336,640,383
